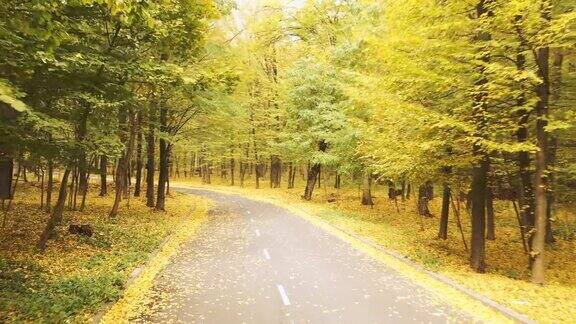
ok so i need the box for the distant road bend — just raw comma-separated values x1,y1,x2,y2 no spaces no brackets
145,187,473,323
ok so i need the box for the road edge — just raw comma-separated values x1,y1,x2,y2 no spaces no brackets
173,185,535,324
95,196,209,324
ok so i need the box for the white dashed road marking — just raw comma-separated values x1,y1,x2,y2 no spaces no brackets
277,285,291,306
255,229,261,237
263,248,271,260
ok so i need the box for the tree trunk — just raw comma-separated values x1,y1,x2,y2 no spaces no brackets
146,108,156,207
270,156,281,188
287,163,295,189
361,172,374,205
438,184,450,240
417,184,432,217
531,9,550,284
334,173,341,189
469,0,491,273
45,159,53,212
302,141,327,200
134,113,143,197
99,155,107,196
156,105,169,211
545,50,563,244
230,158,235,186
110,109,137,217
486,182,495,240
470,157,488,273
38,168,71,252
546,136,557,244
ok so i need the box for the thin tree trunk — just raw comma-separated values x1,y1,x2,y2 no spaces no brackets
146,107,156,207
302,141,327,200
110,109,137,217
134,113,143,197
156,104,169,211
417,183,432,217
38,168,71,252
45,159,54,212
486,183,495,240
438,184,450,240
99,155,108,196
270,156,281,188
230,158,235,186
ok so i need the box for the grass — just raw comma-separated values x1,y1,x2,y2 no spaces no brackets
0,180,206,323
173,174,576,323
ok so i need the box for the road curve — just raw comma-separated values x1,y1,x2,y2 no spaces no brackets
142,187,473,323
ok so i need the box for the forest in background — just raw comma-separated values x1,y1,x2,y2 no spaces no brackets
1,0,575,321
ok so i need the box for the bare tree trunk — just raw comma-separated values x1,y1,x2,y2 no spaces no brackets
486,179,495,240
544,50,563,244
417,183,432,217
470,157,488,273
146,107,156,207
531,5,550,284
134,113,143,197
156,104,169,211
469,0,491,273
302,141,327,200
546,136,557,244
230,158,235,186
110,109,137,218
287,163,295,189
45,159,53,212
270,156,281,188
361,172,374,205
99,155,107,196
438,184,450,240
38,168,71,252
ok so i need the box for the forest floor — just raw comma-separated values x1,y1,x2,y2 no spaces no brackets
173,176,576,323
0,180,207,323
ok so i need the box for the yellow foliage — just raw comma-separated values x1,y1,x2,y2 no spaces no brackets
0,181,207,322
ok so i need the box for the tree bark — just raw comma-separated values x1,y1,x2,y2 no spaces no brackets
156,105,169,211
110,109,137,217
470,156,488,273
146,106,156,207
45,159,53,212
270,156,281,188
531,4,550,284
361,172,374,205
230,158,235,186
546,136,557,244
302,141,327,200
486,181,495,240
287,163,295,189
469,0,491,273
38,168,71,252
438,184,450,240
134,112,143,197
417,183,432,217
99,155,107,196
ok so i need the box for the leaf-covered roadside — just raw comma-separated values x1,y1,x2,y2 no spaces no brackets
0,183,202,323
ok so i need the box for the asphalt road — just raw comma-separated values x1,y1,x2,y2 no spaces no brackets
142,187,473,323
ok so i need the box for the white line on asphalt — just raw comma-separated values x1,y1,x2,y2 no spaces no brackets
255,229,261,237
277,285,291,306
263,248,271,260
